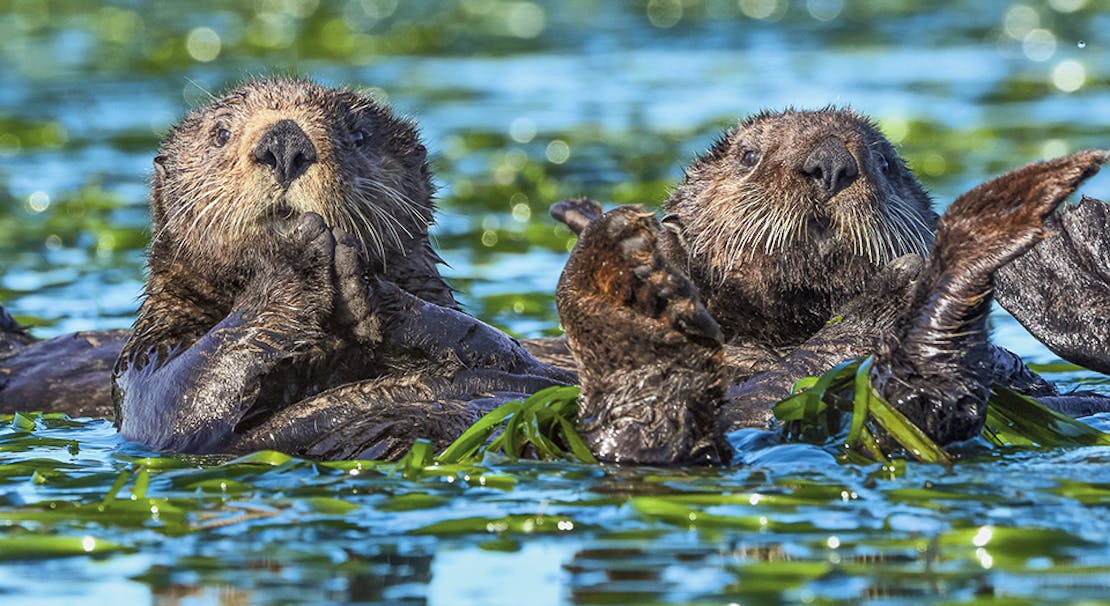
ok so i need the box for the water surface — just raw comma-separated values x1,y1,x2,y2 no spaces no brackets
1,2,1108,604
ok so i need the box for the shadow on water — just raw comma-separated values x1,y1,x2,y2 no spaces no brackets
1,1,1109,604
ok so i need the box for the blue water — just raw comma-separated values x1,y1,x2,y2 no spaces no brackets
1,2,1109,604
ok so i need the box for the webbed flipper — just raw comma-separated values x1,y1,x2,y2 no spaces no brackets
872,150,1107,444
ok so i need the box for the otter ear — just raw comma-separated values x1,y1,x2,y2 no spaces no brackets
153,155,168,180
661,214,686,234
150,155,169,227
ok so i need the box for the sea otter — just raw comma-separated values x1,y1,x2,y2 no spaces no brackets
110,78,572,458
2,96,1107,465
552,109,1110,464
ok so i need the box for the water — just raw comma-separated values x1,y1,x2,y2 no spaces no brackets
1,1,1108,604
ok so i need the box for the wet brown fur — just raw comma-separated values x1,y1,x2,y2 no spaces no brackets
554,107,1108,454
872,150,1107,443
123,78,453,372
112,78,571,457
663,109,937,348
557,205,731,464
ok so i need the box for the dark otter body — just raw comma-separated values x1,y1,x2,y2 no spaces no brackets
112,78,571,457
554,109,1110,463
2,98,1108,466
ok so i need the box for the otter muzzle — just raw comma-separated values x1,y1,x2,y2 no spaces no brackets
254,119,318,188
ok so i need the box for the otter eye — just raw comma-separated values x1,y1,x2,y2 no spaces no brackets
214,128,231,148
351,129,369,147
740,148,760,168
877,153,891,174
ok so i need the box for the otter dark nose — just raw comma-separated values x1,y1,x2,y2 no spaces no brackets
253,119,317,188
802,136,858,196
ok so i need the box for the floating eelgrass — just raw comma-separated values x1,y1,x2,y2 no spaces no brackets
429,385,594,465
773,357,1110,465
426,358,1110,467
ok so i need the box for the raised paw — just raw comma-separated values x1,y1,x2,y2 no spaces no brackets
241,211,340,327
331,227,383,344
284,212,337,281
872,150,1107,445
558,205,721,349
835,253,924,331
556,205,730,466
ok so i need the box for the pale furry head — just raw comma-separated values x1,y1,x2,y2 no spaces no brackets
667,108,936,291
149,78,433,274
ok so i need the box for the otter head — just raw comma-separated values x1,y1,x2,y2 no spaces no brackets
149,78,433,281
664,109,937,346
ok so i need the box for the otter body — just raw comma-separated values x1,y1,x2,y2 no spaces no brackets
112,79,571,458
3,96,1108,466
554,109,1110,463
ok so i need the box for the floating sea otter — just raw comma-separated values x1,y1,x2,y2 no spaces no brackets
0,81,1107,463
107,78,573,459
553,110,1110,463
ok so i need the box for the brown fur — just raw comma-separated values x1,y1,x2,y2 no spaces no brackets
556,206,730,464
113,78,571,457
663,109,937,348
872,150,1107,443
123,78,454,373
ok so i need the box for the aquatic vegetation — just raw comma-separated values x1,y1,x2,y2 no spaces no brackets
1,404,1108,604
774,358,1110,465
2,1,1109,602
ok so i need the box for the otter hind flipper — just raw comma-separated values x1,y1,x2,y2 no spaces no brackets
872,150,1108,445
997,194,1110,376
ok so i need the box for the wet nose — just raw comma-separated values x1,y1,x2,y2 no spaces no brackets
253,119,317,188
802,136,858,196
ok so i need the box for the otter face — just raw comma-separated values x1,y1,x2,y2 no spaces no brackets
665,109,938,344
671,109,935,280
150,78,432,271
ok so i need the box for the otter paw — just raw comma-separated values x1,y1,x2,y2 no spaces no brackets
331,227,382,343
559,205,721,347
241,212,340,326
284,212,337,280
835,253,924,330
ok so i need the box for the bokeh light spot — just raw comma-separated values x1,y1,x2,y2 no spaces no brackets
507,2,545,38
186,27,222,62
1003,5,1039,40
1041,138,1069,159
27,191,50,213
1048,0,1088,12
509,117,537,143
1021,28,1056,62
546,140,570,164
739,0,784,21
647,0,683,28
1051,59,1085,92
806,0,843,22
